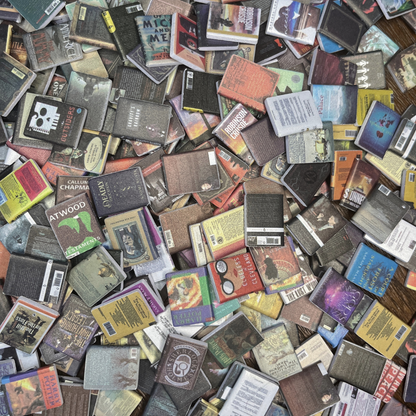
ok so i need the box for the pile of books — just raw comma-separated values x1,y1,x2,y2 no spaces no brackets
0,0,416,415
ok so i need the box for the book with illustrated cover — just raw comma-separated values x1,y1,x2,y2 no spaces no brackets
388,44,416,93
46,193,104,259
266,0,320,46
201,311,264,368
218,55,280,114
358,26,399,64
0,296,59,355
43,294,98,361
166,267,214,326
344,293,373,331
377,0,415,19
154,334,208,390
206,3,261,45
267,66,305,96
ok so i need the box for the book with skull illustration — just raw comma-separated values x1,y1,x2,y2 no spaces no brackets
83,346,140,390
24,96,87,149
46,193,105,259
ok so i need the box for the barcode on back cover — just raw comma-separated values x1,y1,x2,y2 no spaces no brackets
300,314,310,323
297,349,308,361
390,94,394,104
378,184,390,196
49,271,64,298
396,134,409,151
257,237,281,245
410,173,415,182
345,130,357,137
125,4,142,13
395,325,407,340
186,72,194,90
283,281,317,303
197,242,204,253
339,156,347,161
219,150,231,162
409,240,416,250
209,234,217,246
164,230,175,249
103,321,116,336
45,0,61,15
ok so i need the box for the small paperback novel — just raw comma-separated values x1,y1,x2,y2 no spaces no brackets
163,149,220,196
218,368,279,416
355,301,411,359
207,253,264,303
24,96,86,149
253,324,302,381
295,334,333,370
266,0,320,46
218,55,280,114
315,226,354,266
388,44,416,93
84,345,140,390
286,122,334,164
244,193,284,247
89,167,150,218
46,193,104,259
374,359,407,404
404,355,416,402
215,145,250,186
286,195,347,255
2,365,63,415
170,13,205,72
105,208,158,267
268,66,305,95
0,296,59,355
254,22,287,65
154,334,208,390
112,97,171,145
206,44,255,76
0,159,53,223
309,268,364,326
351,183,409,244
265,91,322,137
23,24,83,72
56,177,90,205
43,294,98,361
201,311,264,368
389,119,416,164
345,243,398,297
279,362,340,416
339,158,380,211
206,3,261,45
92,289,156,342
166,267,214,326
354,101,400,159
135,15,177,67
0,53,36,117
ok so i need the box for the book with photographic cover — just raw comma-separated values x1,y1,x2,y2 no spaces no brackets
388,44,416,93
112,97,171,146
351,183,409,244
255,22,287,65
286,195,347,256
315,226,354,266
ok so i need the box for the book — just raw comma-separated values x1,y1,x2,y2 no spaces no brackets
377,0,415,19
355,300,411,359
0,296,59,354
101,3,144,62
206,3,261,45
2,365,63,415
207,253,264,303
0,1,21,23
255,22,287,65
356,88,395,126
389,120,416,164
201,311,264,368
46,193,104,259
42,383,90,416
146,0,192,16
23,24,83,72
154,334,208,390
379,398,416,416
266,0,320,46
374,359,407,403
166,267,214,326
43,294,98,361
345,0,382,27
315,226,354,266
92,288,156,342
170,13,205,72
206,44,255,76
218,56,280,114
265,91,322,137
279,363,340,416
295,334,333,370
388,44,416,93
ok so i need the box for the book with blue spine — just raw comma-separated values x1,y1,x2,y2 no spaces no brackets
344,243,398,297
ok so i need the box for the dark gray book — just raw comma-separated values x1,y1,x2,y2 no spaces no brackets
404,356,416,402
388,118,416,164
0,212,34,255
396,319,416,364
315,226,354,266
142,383,177,416
112,97,171,145
254,22,287,65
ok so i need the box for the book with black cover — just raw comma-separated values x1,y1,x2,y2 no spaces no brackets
89,167,150,218
24,96,87,149
181,69,221,115
112,97,171,145
254,22,287,65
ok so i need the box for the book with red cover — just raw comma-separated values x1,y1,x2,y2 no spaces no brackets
217,55,280,113
374,359,406,403
207,252,264,303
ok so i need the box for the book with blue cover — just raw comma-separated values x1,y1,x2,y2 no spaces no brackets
345,243,398,297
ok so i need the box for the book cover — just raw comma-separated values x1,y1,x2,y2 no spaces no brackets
315,226,354,266
154,334,208,390
345,0,382,26
46,193,104,259
166,267,214,326
266,0,320,46
146,0,192,16
218,55,280,114
206,3,261,44
206,44,255,76
255,22,287,65
374,359,406,403
377,0,415,19
355,300,411,359
0,296,59,355
356,88,395,126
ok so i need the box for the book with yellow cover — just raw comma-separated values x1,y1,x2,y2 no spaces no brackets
354,300,410,359
91,289,156,342
241,291,283,319
333,124,359,141
401,170,416,205
356,89,394,126
0,159,53,223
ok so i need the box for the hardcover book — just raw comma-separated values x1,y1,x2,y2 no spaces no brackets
154,334,208,390
46,193,104,259
0,296,59,354
166,267,214,326
206,3,261,45
266,0,320,46
218,55,280,114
